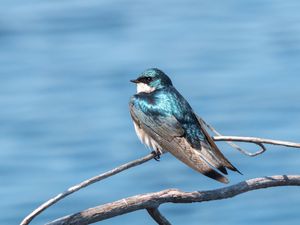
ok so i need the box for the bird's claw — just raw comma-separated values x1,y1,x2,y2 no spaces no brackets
151,151,161,161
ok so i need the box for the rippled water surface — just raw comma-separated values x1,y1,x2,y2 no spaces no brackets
1,1,300,224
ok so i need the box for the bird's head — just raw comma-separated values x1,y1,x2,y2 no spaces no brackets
130,68,173,94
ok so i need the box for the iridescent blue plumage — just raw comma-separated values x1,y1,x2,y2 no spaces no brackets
131,86,205,148
130,68,240,184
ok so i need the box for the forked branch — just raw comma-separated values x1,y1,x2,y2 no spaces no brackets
46,175,300,225
20,119,300,225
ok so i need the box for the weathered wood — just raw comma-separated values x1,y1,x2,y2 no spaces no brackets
20,128,300,225
46,175,300,225
213,136,300,148
199,117,300,157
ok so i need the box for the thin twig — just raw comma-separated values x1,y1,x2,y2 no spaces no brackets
20,153,155,225
146,208,172,225
213,136,300,148
46,175,300,225
198,117,267,156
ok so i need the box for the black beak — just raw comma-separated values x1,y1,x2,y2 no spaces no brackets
130,79,139,83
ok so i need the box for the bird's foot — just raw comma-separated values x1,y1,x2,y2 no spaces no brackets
151,150,161,161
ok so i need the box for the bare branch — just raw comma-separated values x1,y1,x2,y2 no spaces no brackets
198,116,267,156
214,136,267,157
46,175,300,225
21,120,300,225
146,208,172,225
213,136,300,148
198,117,300,156
20,153,155,225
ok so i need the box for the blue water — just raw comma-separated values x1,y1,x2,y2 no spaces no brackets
1,1,300,224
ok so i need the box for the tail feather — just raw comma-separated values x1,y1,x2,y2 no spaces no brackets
202,168,229,184
197,116,242,175
166,136,230,184
194,144,228,175
217,165,228,175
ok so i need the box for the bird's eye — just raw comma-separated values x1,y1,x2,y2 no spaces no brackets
139,77,152,83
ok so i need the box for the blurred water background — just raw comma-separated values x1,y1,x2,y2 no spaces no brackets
1,0,300,224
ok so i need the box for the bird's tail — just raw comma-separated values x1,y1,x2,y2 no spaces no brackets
197,116,242,175
170,137,229,184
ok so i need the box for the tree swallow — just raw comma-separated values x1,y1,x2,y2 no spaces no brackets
129,68,240,184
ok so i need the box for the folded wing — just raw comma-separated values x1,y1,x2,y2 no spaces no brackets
130,102,234,184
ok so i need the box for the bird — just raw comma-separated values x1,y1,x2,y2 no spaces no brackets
129,68,241,184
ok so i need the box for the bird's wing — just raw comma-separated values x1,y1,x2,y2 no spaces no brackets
130,102,184,141
130,102,229,184
196,115,241,174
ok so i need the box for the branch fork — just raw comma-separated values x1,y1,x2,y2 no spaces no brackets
20,119,300,225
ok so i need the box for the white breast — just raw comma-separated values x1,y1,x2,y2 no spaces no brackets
133,121,163,154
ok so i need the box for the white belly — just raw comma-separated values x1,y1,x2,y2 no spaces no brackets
133,121,163,154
